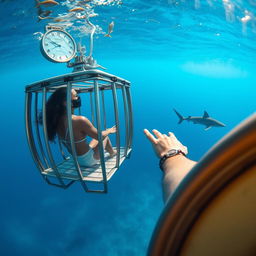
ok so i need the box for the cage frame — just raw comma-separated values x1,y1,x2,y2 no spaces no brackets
25,69,133,193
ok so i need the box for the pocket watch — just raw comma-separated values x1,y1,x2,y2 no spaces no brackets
40,26,77,63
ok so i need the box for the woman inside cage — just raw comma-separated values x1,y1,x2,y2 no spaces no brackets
41,87,117,167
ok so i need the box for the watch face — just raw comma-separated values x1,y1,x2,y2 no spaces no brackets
167,149,178,157
41,30,76,63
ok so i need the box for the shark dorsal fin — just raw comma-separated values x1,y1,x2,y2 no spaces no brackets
203,111,209,118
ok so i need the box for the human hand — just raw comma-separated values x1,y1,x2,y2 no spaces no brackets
107,125,117,134
143,129,188,158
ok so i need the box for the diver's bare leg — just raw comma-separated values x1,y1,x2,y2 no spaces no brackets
91,137,116,159
105,137,116,157
89,139,98,149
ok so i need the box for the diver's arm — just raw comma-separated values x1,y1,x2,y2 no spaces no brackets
162,155,196,202
143,129,197,203
78,116,116,139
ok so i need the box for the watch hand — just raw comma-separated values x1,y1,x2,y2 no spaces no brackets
50,45,60,50
53,42,61,47
49,40,61,47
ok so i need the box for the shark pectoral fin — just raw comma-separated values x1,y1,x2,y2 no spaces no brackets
204,126,212,131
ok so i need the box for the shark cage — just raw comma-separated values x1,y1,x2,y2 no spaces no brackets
25,69,133,193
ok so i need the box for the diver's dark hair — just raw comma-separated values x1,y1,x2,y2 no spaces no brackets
39,87,67,142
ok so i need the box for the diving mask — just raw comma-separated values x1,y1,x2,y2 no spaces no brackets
72,95,81,108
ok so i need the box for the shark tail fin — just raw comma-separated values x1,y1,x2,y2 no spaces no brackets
173,109,185,124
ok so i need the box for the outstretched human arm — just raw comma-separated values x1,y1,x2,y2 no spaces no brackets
78,116,116,140
144,129,197,203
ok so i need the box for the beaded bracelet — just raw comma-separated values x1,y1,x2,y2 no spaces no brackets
159,149,186,171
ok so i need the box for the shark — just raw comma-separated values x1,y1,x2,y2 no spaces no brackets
173,109,226,131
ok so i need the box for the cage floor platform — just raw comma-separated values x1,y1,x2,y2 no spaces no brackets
42,147,130,182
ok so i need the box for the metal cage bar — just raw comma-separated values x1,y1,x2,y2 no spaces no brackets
57,135,69,160
34,92,50,168
66,83,89,192
101,89,107,130
42,87,66,187
26,70,130,93
121,85,130,157
111,82,121,168
126,86,133,152
25,92,46,174
90,91,95,125
94,80,108,192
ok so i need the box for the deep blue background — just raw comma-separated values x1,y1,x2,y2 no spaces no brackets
0,0,256,255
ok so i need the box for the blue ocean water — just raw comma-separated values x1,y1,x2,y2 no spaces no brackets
0,0,255,255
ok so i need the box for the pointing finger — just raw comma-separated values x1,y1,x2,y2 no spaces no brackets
183,146,188,155
152,129,164,139
168,132,175,138
144,129,157,144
